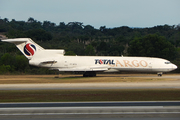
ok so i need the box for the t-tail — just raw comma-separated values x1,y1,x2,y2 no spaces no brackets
1,38,44,60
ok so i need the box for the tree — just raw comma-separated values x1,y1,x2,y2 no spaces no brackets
67,22,83,34
65,51,76,55
27,17,35,23
100,26,106,32
59,22,66,29
3,18,9,23
14,55,29,72
108,44,125,56
97,42,108,51
84,25,95,35
85,45,95,56
25,29,52,41
0,53,15,73
0,64,11,74
128,34,176,60
0,17,179,73
67,42,85,55
0,53,14,65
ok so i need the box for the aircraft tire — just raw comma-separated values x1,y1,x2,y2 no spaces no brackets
158,74,162,77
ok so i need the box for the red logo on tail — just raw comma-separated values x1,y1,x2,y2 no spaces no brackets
24,43,36,56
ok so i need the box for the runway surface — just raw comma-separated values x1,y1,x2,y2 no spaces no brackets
0,75,180,119
0,75,180,90
0,102,180,120
0,101,180,108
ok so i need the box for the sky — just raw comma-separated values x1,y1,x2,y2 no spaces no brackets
0,0,180,28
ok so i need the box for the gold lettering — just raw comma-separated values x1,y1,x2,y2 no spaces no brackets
132,60,139,67
140,60,148,67
116,60,124,67
123,60,133,67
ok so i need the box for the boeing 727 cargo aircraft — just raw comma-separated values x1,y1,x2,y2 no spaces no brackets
2,38,177,77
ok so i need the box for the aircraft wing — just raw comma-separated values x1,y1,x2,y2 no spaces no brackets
51,66,110,72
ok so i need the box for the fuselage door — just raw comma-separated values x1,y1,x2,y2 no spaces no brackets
148,58,152,70
64,60,68,68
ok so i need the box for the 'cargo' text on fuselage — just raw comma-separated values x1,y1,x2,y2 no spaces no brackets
95,59,148,67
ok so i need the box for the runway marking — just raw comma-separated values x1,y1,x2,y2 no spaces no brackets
1,112,180,116
1,106,180,115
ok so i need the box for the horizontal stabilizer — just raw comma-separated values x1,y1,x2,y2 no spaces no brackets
2,39,28,44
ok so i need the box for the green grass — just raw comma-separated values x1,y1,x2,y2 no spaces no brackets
0,89,180,102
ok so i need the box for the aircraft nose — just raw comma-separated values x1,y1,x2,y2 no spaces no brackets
172,64,178,70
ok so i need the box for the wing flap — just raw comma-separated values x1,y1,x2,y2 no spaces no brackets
51,66,109,72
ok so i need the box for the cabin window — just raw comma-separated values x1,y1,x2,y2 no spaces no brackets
165,62,171,64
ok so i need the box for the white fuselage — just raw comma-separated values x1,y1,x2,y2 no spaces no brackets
29,55,177,73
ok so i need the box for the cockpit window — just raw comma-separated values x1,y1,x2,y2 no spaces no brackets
165,62,171,64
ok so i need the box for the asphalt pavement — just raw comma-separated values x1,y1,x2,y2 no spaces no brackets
0,101,180,120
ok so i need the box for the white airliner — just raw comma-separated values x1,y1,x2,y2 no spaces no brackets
2,38,177,77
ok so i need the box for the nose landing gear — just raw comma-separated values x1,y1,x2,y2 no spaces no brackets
157,72,163,77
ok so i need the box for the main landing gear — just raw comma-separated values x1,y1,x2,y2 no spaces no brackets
157,72,163,77
83,71,96,77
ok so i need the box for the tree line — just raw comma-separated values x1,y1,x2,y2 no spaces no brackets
0,17,180,74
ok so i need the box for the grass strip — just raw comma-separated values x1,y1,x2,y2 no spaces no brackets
0,89,180,102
